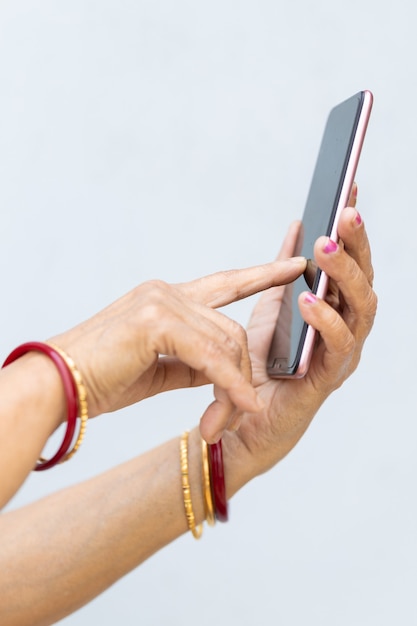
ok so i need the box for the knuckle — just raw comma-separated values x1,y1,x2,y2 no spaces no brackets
348,260,363,283
361,290,378,329
340,332,355,358
226,318,247,343
140,279,170,299
135,280,172,322
203,337,227,364
221,333,242,361
203,335,244,378
327,316,355,358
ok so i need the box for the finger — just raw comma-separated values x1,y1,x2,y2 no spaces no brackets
184,299,254,383
313,236,377,340
168,306,258,442
298,291,356,386
176,254,306,309
337,206,374,286
247,221,304,326
244,223,306,374
153,356,246,443
153,315,263,415
199,386,236,443
150,304,254,397
145,280,254,383
134,280,259,427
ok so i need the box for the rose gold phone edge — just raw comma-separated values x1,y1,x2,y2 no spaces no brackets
279,89,373,379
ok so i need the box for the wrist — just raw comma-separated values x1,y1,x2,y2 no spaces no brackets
220,412,317,501
0,351,68,506
2,352,67,430
221,430,258,500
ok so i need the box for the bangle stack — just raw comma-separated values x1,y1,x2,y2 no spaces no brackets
180,432,229,540
2,341,88,471
3,340,229,531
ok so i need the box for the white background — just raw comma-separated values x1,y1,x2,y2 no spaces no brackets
0,1,415,624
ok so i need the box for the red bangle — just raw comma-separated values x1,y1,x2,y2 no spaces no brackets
208,440,229,522
2,342,78,471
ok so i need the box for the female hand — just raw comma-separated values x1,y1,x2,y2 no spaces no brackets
222,198,377,489
51,257,306,431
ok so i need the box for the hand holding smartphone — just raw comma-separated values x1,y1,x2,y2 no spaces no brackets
267,90,373,378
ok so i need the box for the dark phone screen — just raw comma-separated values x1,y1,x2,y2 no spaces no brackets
267,92,364,375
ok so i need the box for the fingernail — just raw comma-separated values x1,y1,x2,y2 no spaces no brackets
304,292,317,304
355,211,362,226
323,238,338,254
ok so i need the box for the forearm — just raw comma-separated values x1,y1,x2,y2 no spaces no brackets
1,428,240,626
0,348,256,626
0,354,66,507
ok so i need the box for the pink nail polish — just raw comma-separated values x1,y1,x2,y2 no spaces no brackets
323,238,338,254
304,293,317,304
355,211,362,225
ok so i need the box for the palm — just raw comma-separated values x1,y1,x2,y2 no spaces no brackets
234,226,341,470
236,280,319,472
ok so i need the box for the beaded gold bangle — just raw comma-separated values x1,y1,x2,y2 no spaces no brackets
201,438,216,526
46,342,88,463
180,431,203,540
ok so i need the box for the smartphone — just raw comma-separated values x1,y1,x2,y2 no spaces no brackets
267,90,373,378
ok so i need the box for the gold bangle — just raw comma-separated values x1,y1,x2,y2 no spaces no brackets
46,343,88,463
201,438,216,526
180,431,203,540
